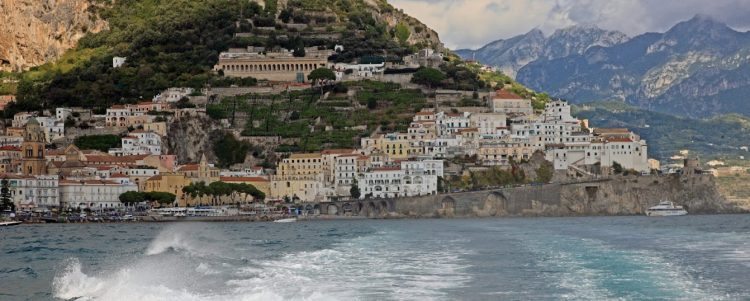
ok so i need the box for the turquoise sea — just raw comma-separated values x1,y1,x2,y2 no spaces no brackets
1,215,749,300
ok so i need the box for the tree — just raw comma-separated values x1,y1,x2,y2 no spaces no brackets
0,177,15,212
394,22,411,44
411,67,445,89
612,161,624,174
145,192,176,206
119,191,146,206
350,179,361,199
176,97,196,108
308,68,336,83
74,135,121,152
367,98,377,110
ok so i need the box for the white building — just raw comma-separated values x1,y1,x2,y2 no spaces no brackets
436,111,471,136
359,160,442,199
113,57,127,68
59,179,138,210
108,131,162,156
153,87,195,103
12,112,33,128
470,112,507,135
491,90,533,115
56,108,72,122
35,116,65,142
7,175,60,210
331,63,385,80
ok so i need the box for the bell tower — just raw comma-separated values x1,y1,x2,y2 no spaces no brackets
21,118,47,176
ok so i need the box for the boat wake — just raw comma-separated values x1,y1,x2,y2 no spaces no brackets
52,224,471,301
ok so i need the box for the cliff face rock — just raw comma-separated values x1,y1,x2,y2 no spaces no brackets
389,174,742,218
0,0,107,72
165,115,225,164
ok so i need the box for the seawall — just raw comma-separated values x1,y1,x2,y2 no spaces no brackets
311,174,744,218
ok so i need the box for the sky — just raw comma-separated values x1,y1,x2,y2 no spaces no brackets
388,0,750,49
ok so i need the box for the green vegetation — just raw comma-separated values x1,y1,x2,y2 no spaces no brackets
182,181,266,205
213,133,261,168
394,22,411,44
119,191,176,206
350,179,361,199
308,68,336,82
535,162,554,183
449,166,527,190
13,0,258,112
215,81,425,152
74,134,121,152
0,177,15,212
411,67,445,89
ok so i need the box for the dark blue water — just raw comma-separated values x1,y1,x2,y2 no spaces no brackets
1,215,749,300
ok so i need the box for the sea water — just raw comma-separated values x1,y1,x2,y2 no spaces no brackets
1,216,749,300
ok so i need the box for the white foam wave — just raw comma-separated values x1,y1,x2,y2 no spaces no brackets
53,227,471,301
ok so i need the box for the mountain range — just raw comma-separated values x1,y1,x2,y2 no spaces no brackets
458,15,750,118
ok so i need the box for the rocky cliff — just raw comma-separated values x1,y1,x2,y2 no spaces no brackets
386,174,743,218
164,115,225,164
0,0,107,72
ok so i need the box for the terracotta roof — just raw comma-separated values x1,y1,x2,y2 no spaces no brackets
0,146,20,151
458,128,479,133
110,105,127,109
147,175,162,181
606,138,633,143
220,176,269,182
177,164,199,171
97,166,113,171
593,128,630,134
415,112,434,116
109,173,129,178
321,149,356,155
60,179,121,185
86,155,148,163
45,149,63,155
494,89,523,100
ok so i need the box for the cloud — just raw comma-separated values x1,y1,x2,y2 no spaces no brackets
388,0,750,49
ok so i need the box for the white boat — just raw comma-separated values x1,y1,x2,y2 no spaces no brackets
0,221,22,227
273,217,297,223
645,201,688,216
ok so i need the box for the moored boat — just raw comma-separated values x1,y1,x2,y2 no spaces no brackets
0,221,22,227
273,217,297,223
645,201,688,217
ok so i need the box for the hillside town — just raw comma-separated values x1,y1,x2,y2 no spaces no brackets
0,48,654,218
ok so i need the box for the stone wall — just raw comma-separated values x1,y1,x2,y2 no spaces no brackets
318,174,743,219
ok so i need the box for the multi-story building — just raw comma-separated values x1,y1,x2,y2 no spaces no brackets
214,47,332,82
176,154,220,184
59,179,137,210
6,174,59,210
108,130,162,156
144,173,191,206
490,89,533,115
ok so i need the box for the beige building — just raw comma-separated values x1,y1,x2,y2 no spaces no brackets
271,153,326,202
490,90,532,115
176,154,220,184
144,173,192,206
214,47,331,82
